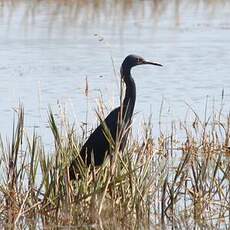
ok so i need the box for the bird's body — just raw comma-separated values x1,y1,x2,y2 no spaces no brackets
69,55,162,180
80,107,121,166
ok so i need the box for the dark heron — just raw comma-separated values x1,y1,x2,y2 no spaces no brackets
69,54,162,180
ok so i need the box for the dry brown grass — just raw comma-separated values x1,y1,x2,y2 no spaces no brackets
1,0,229,29
0,104,229,229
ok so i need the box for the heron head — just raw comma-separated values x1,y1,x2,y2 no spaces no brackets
120,54,162,78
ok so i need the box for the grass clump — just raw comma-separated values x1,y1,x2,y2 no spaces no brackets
0,105,229,229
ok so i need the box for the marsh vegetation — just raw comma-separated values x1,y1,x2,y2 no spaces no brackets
0,103,229,228
1,0,230,28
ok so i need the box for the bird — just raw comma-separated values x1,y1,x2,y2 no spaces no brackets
69,54,162,180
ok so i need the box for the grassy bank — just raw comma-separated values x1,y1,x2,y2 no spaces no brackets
0,106,229,229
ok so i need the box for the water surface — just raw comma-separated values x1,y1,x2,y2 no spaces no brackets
0,0,230,144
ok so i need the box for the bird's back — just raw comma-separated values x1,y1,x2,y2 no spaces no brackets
80,107,120,166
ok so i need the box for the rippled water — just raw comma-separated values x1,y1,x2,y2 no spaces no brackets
0,0,230,144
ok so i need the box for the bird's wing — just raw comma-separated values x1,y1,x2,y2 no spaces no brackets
103,107,120,137
79,107,120,165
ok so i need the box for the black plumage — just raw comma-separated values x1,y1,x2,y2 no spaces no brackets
69,54,162,180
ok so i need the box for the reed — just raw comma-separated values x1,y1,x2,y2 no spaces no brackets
0,104,229,229
1,0,229,29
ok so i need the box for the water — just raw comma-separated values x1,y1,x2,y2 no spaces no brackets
0,0,230,145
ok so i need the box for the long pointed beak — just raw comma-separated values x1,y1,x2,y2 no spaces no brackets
143,60,163,67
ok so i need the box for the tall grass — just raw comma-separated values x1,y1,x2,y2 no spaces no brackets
1,0,229,29
0,105,229,228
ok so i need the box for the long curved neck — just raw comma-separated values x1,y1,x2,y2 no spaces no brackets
121,68,136,121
